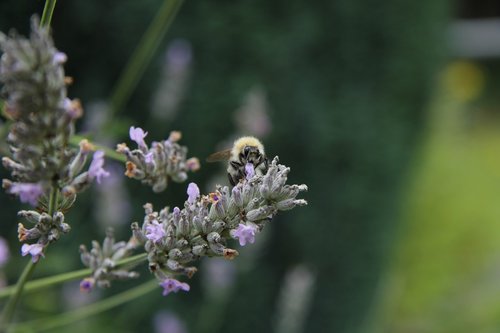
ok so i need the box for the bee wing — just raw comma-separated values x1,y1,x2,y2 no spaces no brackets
206,149,231,162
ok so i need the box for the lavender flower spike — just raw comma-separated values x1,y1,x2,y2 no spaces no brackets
88,151,110,184
79,228,139,289
129,126,148,149
232,223,258,246
187,182,199,204
21,243,44,262
117,129,198,192
160,278,190,296
130,156,307,296
8,182,44,206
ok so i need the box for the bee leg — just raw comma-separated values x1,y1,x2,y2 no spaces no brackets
228,173,237,186
263,157,269,171
230,161,243,169
255,157,269,174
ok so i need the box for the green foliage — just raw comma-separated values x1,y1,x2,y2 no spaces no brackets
368,61,500,333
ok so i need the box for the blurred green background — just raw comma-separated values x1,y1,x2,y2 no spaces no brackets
2,0,500,332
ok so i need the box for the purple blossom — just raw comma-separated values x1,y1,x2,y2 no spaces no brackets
159,278,190,296
145,151,156,166
209,192,220,203
9,182,44,206
145,220,166,243
88,150,110,184
129,126,148,149
0,237,10,267
232,223,257,246
53,51,67,64
21,243,44,262
245,163,255,180
187,182,199,204
173,207,181,220
79,277,95,293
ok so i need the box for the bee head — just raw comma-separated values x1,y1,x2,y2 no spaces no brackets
243,145,259,158
231,136,265,164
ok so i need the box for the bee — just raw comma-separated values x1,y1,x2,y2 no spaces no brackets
207,136,268,186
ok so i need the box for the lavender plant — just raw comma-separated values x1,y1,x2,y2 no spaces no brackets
0,18,109,261
0,5,308,331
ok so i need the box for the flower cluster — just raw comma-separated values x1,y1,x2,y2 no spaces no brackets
0,19,109,260
116,127,199,192
0,18,80,204
79,229,139,292
17,209,71,262
130,157,307,294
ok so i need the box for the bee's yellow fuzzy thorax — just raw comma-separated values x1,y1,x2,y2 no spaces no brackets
231,136,264,158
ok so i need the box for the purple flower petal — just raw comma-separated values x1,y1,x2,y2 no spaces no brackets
80,277,95,293
232,223,257,246
88,150,110,184
8,182,44,206
145,220,166,243
21,243,44,262
145,151,156,166
245,163,255,180
53,51,67,64
159,278,190,296
187,183,199,204
129,126,148,149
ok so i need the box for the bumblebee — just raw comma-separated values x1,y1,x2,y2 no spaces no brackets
207,136,268,185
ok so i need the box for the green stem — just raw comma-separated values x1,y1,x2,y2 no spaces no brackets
108,0,185,120
40,0,57,27
0,261,36,330
10,280,157,332
0,253,148,300
0,187,58,329
48,182,59,215
70,135,126,163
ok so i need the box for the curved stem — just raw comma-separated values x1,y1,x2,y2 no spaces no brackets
0,187,58,329
0,261,37,330
40,0,58,27
0,253,148,299
70,135,127,163
10,280,157,332
108,0,185,120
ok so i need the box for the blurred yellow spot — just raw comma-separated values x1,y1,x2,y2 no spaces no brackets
442,61,484,103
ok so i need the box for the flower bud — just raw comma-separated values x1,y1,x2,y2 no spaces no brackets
215,201,225,219
231,185,243,207
275,199,296,211
17,210,41,224
168,248,183,260
246,206,275,222
192,244,207,256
